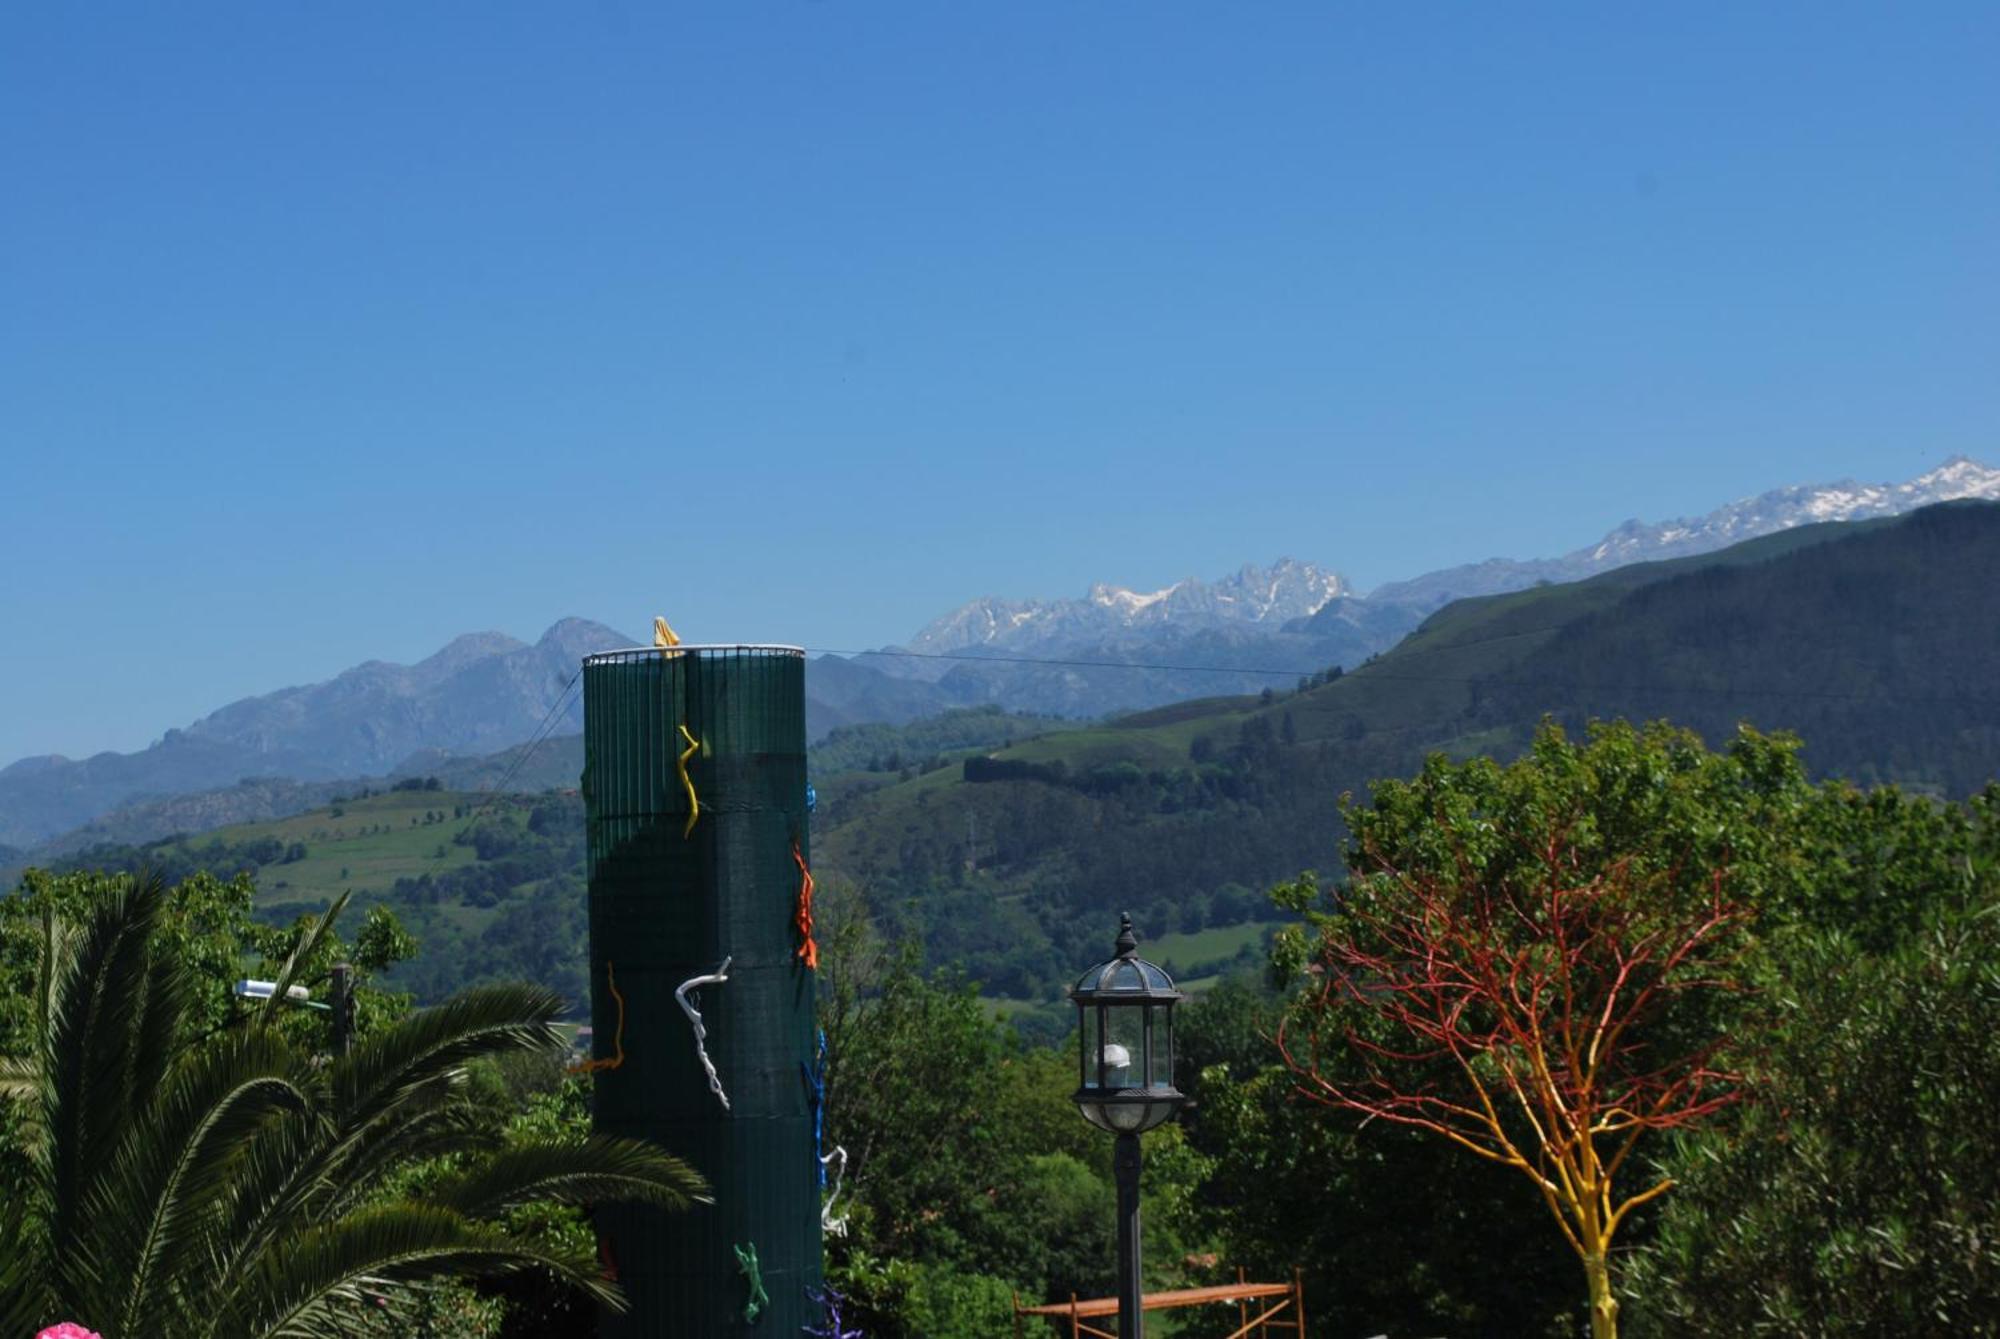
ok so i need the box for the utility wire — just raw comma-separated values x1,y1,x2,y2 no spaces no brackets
397,668,582,892
802,623,1580,678
803,634,2000,711
464,668,582,819
419,627,1990,823
804,647,1335,677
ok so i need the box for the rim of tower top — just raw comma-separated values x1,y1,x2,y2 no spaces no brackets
583,644,807,666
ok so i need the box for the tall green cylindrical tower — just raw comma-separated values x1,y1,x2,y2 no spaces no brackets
582,645,820,1336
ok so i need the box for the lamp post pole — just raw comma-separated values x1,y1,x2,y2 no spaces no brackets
1114,1131,1143,1339
1070,913,1183,1339
331,961,352,1058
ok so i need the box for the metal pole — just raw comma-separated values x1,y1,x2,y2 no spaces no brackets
331,961,352,1058
1114,1131,1143,1339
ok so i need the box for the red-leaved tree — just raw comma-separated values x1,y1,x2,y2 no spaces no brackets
1277,751,1752,1339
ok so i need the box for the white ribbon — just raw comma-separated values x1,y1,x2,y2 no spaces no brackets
674,956,732,1112
819,1144,849,1236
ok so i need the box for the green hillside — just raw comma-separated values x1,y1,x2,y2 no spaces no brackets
816,502,2000,995
32,504,2000,1014
1464,501,2000,792
28,708,1088,1011
46,782,589,1008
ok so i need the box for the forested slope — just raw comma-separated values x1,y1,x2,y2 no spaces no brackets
815,502,2000,994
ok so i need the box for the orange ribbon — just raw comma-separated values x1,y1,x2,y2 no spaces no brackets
793,840,818,971
568,961,626,1074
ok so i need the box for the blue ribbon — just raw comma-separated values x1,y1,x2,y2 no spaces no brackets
802,1027,828,1188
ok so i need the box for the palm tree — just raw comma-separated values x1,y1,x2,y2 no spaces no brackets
0,875,707,1338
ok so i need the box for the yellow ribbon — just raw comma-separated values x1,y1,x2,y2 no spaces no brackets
678,724,701,837
653,616,683,655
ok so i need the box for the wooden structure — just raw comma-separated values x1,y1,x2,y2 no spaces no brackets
1015,1267,1305,1339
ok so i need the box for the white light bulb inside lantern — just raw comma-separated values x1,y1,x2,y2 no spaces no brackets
1101,1042,1132,1088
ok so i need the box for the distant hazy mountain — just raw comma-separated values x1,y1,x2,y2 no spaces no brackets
815,501,2000,995
177,617,625,774
1368,456,2000,611
7,457,1994,848
0,619,633,848
845,457,2000,719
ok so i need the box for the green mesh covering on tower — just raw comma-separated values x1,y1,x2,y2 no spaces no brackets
582,646,819,1336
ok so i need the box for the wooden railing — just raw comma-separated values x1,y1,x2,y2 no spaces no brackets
1015,1267,1306,1339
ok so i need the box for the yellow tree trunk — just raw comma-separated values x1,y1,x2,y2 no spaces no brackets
1583,1252,1619,1339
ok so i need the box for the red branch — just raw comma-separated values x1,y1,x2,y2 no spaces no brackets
1276,819,1748,1257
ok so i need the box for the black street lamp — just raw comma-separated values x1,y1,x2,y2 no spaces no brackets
1071,913,1184,1339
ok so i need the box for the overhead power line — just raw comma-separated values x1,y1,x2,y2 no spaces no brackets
803,639,2000,711
805,646,1324,678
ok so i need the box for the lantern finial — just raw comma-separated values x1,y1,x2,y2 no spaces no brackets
1114,912,1138,959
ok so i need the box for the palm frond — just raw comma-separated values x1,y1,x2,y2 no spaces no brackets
316,1083,502,1222
0,1052,35,1105
39,871,169,1291
6,881,706,1338
210,1203,622,1339
426,1134,712,1220
331,983,566,1135
209,1106,340,1297
82,1028,316,1338
218,983,565,1287
260,890,352,1032
130,918,191,1104
0,1191,54,1339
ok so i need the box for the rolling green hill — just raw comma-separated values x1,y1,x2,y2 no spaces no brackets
816,502,2000,993
32,504,2000,1012
42,782,590,1008
24,708,1092,1011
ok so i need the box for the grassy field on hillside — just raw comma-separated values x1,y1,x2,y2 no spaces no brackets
1141,919,1286,969
202,788,504,909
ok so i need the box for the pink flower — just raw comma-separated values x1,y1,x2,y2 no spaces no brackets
38,1325,103,1339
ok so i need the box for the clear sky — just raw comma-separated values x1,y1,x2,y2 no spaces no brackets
3,3,1996,762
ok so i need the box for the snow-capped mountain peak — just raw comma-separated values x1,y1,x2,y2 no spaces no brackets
1367,455,1998,611
905,559,1351,656
1580,455,2000,570
1089,581,1182,613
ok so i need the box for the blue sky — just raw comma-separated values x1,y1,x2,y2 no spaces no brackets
3,3,1996,762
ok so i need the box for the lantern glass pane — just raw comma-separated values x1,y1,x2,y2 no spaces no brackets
1150,1006,1173,1087
1105,1101,1148,1132
1105,1004,1142,1089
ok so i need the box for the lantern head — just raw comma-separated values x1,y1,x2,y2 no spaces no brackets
1071,913,1184,1134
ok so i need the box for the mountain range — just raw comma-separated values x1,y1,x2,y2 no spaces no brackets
0,620,623,848
832,454,2000,713
36,498,2000,1015
3,455,1994,850
815,499,2000,994
1366,454,2000,609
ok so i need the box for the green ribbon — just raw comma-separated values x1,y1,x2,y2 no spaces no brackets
734,1241,770,1324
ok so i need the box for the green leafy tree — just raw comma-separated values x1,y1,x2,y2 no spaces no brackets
1269,721,1809,1339
2,870,259,1054
1625,801,2000,1335
1178,978,1574,1338
816,884,1213,1337
0,875,707,1339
